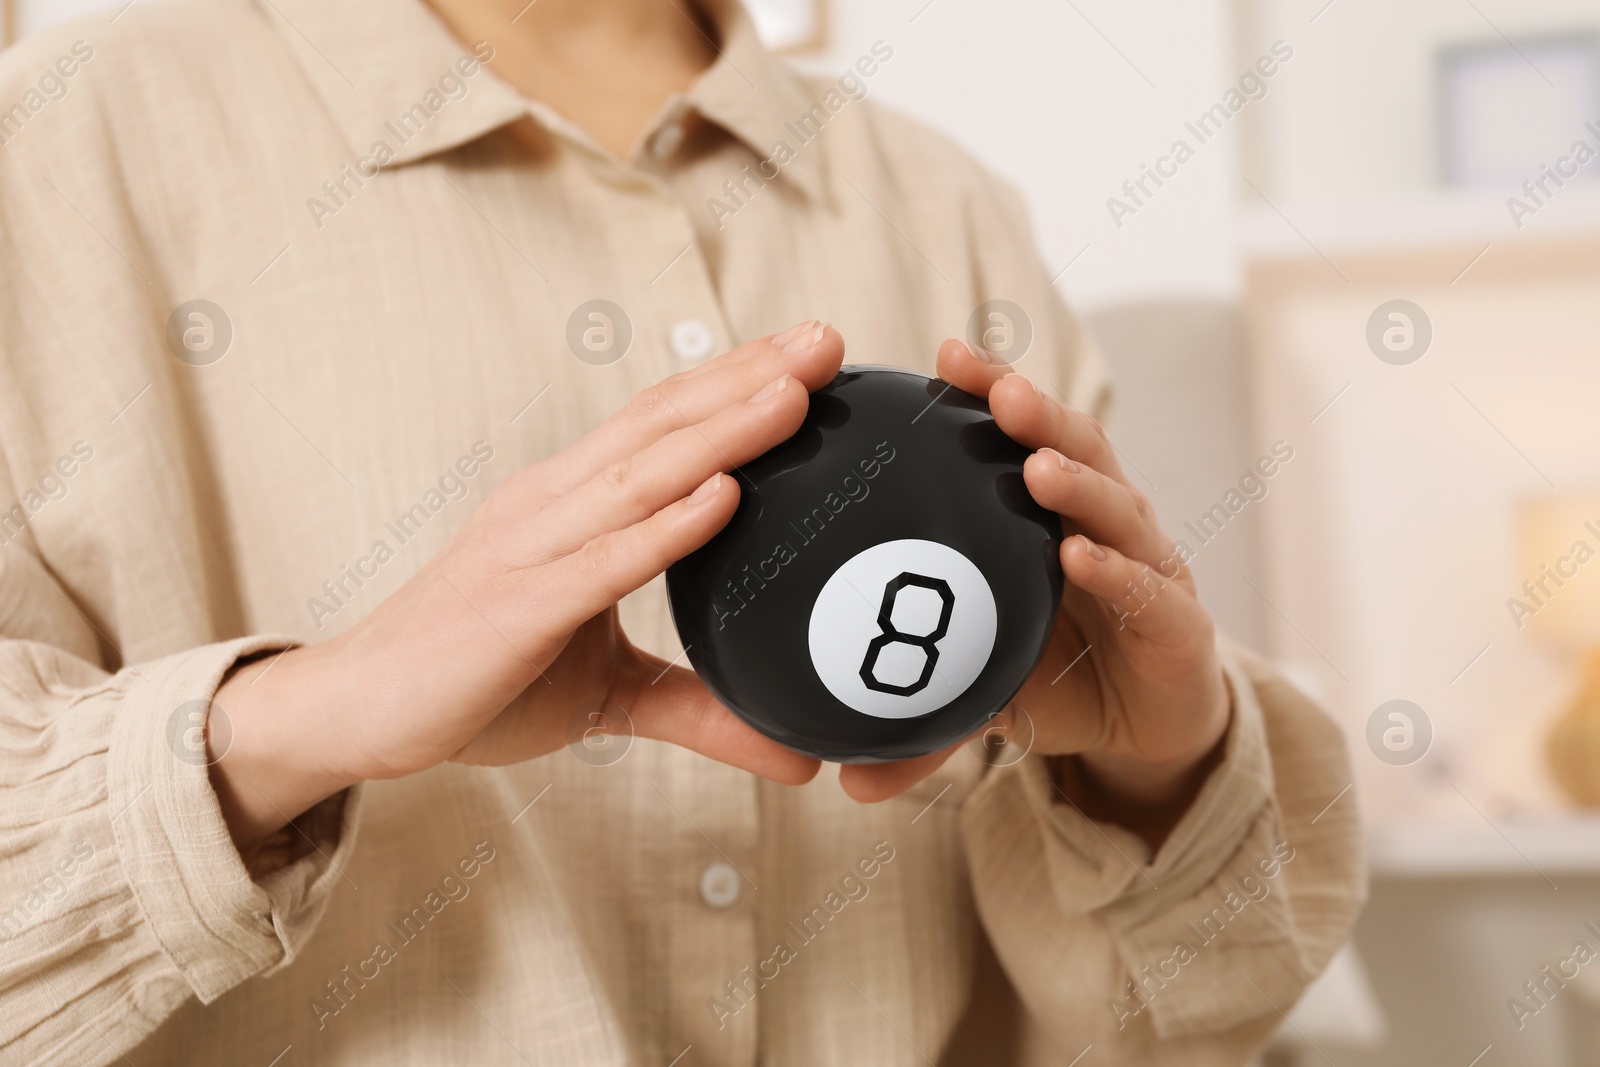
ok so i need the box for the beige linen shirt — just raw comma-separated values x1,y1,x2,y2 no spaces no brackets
0,1,1362,1064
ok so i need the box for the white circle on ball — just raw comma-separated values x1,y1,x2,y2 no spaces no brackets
807,539,998,719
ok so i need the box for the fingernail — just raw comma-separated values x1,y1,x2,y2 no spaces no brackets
964,339,1000,365
1043,448,1078,473
781,322,828,357
1080,535,1107,561
772,320,816,348
1004,372,1040,397
748,375,791,403
688,473,722,505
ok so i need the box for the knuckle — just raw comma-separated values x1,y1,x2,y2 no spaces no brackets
600,455,662,515
624,385,672,423
1128,487,1154,521
601,457,633,490
658,367,698,392
576,533,620,579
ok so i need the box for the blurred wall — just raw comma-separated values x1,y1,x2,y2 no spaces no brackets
1237,0,1600,202
1247,242,1600,815
801,0,1243,311
1230,4,1600,1062
1084,301,1266,650
1233,0,1600,819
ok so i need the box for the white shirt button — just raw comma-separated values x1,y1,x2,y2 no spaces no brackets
669,319,716,361
698,862,742,908
649,121,685,159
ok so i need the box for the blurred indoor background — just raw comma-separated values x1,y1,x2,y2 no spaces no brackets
7,0,1600,1063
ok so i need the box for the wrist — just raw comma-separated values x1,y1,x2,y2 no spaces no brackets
1076,716,1229,808
1054,683,1233,851
208,643,363,850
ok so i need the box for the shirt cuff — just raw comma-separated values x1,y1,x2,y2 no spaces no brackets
962,642,1303,1037
106,636,361,1004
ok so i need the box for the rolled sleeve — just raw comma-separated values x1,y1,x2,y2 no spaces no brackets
960,640,1364,1057
0,635,359,1065
107,635,358,1001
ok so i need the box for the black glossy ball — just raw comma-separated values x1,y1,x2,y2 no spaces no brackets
667,365,1063,762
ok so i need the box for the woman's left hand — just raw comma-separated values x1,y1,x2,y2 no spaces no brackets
840,340,1232,848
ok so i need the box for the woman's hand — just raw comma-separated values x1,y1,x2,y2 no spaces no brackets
211,321,843,847
841,340,1231,849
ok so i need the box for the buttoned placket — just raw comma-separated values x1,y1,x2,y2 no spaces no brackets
527,100,765,1065
630,100,732,374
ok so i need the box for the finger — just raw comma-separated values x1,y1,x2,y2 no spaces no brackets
986,373,1127,485
537,373,809,560
615,651,821,785
1061,534,1209,648
937,337,1128,484
534,470,742,632
535,322,844,497
837,740,964,803
935,335,1013,396
1023,448,1179,572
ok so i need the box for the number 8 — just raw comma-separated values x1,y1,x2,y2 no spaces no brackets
859,572,955,696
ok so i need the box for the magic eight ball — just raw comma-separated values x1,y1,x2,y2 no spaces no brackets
666,365,1064,762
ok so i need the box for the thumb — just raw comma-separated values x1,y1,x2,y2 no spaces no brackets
838,738,965,803
616,647,821,786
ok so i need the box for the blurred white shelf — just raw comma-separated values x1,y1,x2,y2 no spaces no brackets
1367,814,1600,879
1240,185,1600,259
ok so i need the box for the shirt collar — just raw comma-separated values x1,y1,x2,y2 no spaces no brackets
259,0,825,199
257,0,528,166
684,0,826,201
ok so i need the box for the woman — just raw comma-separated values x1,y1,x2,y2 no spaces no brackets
0,0,1361,1063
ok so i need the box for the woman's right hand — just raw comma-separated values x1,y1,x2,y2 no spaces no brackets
210,321,843,847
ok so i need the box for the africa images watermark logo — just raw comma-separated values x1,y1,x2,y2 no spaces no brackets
1107,839,1297,1030
309,841,498,1030
1106,41,1294,228
966,300,1033,365
165,699,233,766
0,841,95,942
1366,299,1431,365
1506,509,1600,631
306,441,495,629
1505,918,1600,1032
1505,120,1600,230
705,841,896,1030
565,299,633,366
0,40,94,147
305,42,496,230
565,698,633,767
710,440,898,631
0,441,94,549
705,41,894,230
1116,442,1295,631
1366,699,1431,766
165,300,233,366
